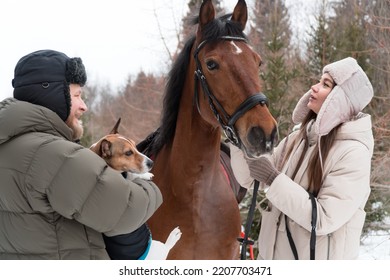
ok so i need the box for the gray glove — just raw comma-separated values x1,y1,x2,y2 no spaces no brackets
246,156,280,186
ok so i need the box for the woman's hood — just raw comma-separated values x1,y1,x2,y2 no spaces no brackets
336,113,374,156
292,57,374,136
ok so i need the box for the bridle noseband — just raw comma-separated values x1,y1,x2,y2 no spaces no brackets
193,36,268,148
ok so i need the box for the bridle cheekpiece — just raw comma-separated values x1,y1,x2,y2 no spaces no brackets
193,36,268,148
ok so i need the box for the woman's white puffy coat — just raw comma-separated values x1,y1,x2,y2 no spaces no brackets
232,114,373,259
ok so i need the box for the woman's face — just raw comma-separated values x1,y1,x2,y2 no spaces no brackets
307,73,335,114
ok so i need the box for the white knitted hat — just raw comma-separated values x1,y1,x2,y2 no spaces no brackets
292,57,373,136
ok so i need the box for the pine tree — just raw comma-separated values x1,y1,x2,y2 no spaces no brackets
305,0,335,82
249,0,295,136
330,0,370,67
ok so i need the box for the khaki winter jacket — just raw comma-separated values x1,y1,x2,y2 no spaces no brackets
231,113,373,259
0,98,162,259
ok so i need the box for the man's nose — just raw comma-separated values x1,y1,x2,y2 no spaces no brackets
81,99,88,112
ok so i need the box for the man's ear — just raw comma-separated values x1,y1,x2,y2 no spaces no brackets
101,139,112,158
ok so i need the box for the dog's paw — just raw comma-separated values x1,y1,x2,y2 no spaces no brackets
165,226,182,250
132,172,154,181
144,227,181,260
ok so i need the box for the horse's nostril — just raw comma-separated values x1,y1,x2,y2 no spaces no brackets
247,127,276,154
248,126,265,147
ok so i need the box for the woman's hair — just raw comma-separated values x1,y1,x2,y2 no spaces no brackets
283,111,341,197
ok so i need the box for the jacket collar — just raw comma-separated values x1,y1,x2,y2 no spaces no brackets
0,98,73,144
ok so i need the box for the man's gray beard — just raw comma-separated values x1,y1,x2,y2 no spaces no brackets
69,119,84,141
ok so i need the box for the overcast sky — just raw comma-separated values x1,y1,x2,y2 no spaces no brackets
0,0,315,101
0,0,234,101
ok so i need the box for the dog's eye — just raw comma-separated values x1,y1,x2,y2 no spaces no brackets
125,151,133,156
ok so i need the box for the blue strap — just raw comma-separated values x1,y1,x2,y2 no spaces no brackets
137,237,152,260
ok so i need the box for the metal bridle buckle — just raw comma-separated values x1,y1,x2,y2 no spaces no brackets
223,126,240,147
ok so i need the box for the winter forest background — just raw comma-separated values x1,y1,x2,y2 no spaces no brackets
79,0,390,258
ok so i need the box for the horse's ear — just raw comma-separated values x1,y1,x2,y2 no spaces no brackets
231,0,247,30
110,118,121,134
198,0,215,33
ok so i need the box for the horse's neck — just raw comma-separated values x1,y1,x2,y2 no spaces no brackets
171,77,221,168
174,108,221,163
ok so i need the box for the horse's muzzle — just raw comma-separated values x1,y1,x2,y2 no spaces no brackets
244,126,278,157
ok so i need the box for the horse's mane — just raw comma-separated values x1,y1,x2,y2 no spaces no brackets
148,14,247,156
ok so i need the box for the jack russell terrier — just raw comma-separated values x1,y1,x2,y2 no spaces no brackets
90,118,181,260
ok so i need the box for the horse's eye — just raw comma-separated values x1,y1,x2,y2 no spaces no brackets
206,60,219,70
125,151,133,156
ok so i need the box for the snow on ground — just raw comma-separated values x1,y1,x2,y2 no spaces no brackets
359,230,390,259
359,216,390,259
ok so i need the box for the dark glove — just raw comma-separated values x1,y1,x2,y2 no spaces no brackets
246,156,280,185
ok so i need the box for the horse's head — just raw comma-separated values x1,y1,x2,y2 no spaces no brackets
192,0,277,158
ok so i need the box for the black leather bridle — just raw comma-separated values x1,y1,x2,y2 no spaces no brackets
193,36,269,148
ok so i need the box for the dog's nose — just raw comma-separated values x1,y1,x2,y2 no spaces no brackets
146,158,153,170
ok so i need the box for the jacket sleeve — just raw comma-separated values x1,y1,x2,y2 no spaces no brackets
103,223,152,260
229,134,289,190
27,142,162,236
266,142,371,235
229,143,253,189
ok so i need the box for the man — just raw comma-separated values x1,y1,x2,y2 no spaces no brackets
0,50,162,259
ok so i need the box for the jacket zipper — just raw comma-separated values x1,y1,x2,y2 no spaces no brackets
327,233,331,259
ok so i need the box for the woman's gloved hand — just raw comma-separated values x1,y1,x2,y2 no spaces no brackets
246,156,280,186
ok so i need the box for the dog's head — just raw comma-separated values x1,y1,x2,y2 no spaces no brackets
90,118,153,174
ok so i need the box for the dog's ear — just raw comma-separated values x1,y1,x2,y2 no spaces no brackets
101,139,112,158
90,140,102,156
110,118,121,134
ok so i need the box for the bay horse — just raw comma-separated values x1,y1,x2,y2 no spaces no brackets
145,0,277,259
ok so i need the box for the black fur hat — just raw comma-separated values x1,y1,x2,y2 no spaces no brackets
12,49,87,121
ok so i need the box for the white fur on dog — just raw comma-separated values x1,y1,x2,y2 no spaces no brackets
145,227,182,260
128,172,154,181
127,172,180,259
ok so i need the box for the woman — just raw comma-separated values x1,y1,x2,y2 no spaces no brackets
231,57,374,259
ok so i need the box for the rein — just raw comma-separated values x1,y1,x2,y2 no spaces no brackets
193,36,268,148
237,179,259,260
285,192,317,260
